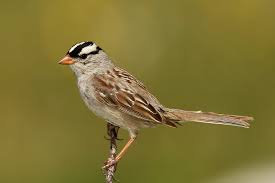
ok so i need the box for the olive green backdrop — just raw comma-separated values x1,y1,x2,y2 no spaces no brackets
1,0,274,183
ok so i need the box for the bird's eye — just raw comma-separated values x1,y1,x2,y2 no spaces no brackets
80,54,87,59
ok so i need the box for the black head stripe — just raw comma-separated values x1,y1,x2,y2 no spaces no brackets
67,41,94,58
97,46,102,51
88,46,102,55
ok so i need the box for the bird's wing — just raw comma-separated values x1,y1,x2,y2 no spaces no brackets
90,67,165,124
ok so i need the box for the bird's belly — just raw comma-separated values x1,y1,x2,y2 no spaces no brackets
78,77,155,136
82,91,154,130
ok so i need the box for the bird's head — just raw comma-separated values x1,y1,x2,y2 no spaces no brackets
59,41,112,75
59,41,103,65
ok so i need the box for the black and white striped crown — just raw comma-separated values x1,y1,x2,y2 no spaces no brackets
67,41,102,59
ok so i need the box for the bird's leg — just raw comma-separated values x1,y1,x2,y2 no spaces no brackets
115,138,135,162
103,137,136,169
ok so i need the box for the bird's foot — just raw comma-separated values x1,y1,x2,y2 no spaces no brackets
102,158,118,171
102,158,119,182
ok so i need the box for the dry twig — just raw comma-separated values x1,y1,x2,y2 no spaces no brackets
103,123,120,183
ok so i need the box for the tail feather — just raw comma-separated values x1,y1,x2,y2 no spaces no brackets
164,109,253,128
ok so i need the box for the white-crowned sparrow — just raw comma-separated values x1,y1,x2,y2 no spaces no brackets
59,41,253,166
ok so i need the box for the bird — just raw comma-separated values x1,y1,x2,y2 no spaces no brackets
58,41,253,168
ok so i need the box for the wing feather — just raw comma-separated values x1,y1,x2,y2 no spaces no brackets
91,68,164,124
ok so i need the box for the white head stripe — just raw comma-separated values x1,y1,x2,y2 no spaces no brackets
69,42,85,53
79,43,97,55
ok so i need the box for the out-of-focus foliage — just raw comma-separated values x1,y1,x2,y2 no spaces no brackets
0,0,274,182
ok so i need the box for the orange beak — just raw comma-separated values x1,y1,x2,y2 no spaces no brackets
58,55,75,65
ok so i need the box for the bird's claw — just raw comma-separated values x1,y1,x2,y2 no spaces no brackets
102,158,118,171
101,159,119,182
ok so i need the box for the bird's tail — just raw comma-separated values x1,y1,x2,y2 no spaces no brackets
164,109,253,128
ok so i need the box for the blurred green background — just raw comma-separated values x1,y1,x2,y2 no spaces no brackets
1,0,275,182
